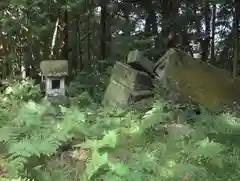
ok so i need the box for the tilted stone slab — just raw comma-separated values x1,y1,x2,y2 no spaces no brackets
154,49,169,80
154,48,240,111
102,78,154,107
111,61,154,91
127,50,156,77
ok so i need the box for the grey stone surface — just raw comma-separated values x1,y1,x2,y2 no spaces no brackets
102,78,154,107
111,61,154,91
127,50,155,77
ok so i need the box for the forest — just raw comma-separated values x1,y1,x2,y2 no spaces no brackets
0,0,240,181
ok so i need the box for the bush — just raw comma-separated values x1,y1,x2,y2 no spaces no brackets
68,69,109,103
1,79,240,181
2,78,42,102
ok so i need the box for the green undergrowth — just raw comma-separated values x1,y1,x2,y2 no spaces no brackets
0,78,240,181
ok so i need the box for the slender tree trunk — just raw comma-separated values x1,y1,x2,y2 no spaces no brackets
210,3,216,62
87,0,91,64
122,5,131,35
144,0,157,36
100,0,107,60
77,18,83,70
63,11,69,61
202,0,211,61
160,0,180,56
161,0,179,37
232,0,240,77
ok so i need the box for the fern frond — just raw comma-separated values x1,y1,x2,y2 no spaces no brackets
0,177,34,181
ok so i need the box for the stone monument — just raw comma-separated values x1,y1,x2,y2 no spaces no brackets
40,60,68,99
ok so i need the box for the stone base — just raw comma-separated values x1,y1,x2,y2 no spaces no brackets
102,78,154,107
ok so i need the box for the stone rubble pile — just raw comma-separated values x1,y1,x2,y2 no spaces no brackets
102,49,160,108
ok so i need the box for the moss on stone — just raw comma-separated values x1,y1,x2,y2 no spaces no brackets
160,48,240,110
40,60,68,76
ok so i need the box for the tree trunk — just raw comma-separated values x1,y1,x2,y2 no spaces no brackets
144,0,157,36
160,0,180,55
210,3,216,62
232,0,240,77
201,0,211,61
161,0,179,37
100,0,108,60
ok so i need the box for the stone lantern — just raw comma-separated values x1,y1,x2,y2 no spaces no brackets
40,60,68,98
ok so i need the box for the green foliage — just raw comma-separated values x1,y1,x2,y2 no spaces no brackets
2,78,42,102
0,100,85,179
1,0,240,180
0,178,33,181
1,79,240,181
68,68,110,103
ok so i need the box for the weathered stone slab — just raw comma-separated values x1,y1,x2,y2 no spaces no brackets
155,48,240,111
102,78,154,107
127,50,156,77
154,48,171,80
111,61,154,91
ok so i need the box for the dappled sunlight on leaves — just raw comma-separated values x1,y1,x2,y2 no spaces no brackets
0,79,240,181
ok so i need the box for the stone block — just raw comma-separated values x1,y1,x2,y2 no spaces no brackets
127,50,156,77
102,78,154,107
111,61,154,91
